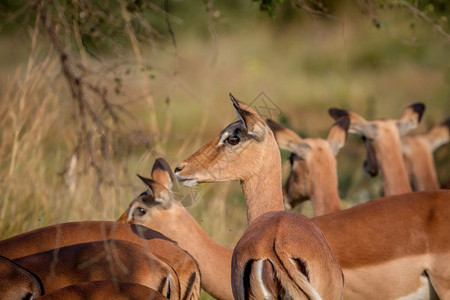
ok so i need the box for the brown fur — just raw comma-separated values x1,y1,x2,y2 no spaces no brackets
0,222,201,300
0,255,43,299
267,119,347,215
329,103,425,196
174,94,343,300
402,117,450,191
268,119,450,298
314,190,450,299
122,137,450,300
36,280,167,300
119,158,232,300
14,239,177,297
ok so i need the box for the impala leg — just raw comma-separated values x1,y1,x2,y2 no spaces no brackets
427,256,450,300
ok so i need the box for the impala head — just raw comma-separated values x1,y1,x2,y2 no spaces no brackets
174,93,279,186
329,103,425,178
118,158,177,225
266,117,349,210
405,116,450,153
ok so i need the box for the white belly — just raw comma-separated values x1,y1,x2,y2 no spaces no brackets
343,256,438,300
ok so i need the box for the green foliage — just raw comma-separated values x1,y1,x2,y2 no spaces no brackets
253,0,284,18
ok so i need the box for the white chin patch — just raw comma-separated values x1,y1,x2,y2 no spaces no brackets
180,179,198,187
175,174,198,187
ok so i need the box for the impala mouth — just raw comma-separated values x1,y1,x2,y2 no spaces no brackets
175,174,198,187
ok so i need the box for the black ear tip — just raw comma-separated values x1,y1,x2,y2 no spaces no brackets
152,157,175,179
335,116,350,132
265,118,284,131
154,157,169,168
410,103,425,121
328,108,349,120
229,93,238,104
137,173,149,184
265,118,275,126
440,116,450,129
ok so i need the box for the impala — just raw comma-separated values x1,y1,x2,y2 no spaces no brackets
36,280,166,299
402,117,450,191
329,103,425,196
268,119,450,299
0,254,43,299
0,222,201,300
174,94,344,300
119,158,234,300
266,117,349,215
14,239,177,297
121,129,450,299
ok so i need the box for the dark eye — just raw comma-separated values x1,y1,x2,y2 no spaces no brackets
136,207,146,217
289,153,296,165
226,135,240,145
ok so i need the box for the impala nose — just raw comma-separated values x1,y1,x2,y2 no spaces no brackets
174,163,186,174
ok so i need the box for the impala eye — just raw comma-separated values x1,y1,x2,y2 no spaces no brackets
136,207,146,216
226,135,240,145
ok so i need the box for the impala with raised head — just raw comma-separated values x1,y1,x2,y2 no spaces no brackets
0,222,200,300
329,103,425,196
0,255,43,300
121,121,450,299
119,158,234,300
402,117,450,191
36,280,166,300
174,94,343,300
14,239,177,297
266,117,349,215
267,119,450,299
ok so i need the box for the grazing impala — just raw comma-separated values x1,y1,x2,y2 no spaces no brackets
36,280,166,300
119,158,234,300
0,222,201,300
266,117,349,215
267,119,450,299
329,103,425,196
0,255,43,299
402,117,450,191
174,94,344,300
14,239,177,297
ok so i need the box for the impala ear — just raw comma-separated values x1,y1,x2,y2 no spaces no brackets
265,119,311,159
329,108,377,139
426,117,450,151
151,158,175,190
229,93,266,140
266,119,303,151
137,173,173,208
396,103,425,136
137,174,156,197
327,117,350,156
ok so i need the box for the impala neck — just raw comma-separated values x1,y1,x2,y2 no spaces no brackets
375,133,412,195
161,204,233,300
310,159,341,216
407,137,439,191
241,139,284,225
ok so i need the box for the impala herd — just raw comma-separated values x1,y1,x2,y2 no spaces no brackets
1,94,449,300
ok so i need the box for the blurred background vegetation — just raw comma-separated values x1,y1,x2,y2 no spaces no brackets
0,0,449,297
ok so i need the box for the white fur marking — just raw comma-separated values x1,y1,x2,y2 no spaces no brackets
256,260,273,299
397,275,436,300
